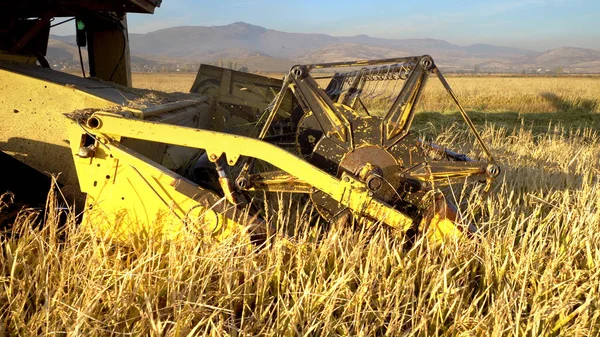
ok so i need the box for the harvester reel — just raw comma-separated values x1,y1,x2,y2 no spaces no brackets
237,55,500,241
297,105,422,224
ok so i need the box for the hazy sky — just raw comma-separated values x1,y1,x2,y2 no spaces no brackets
51,0,600,51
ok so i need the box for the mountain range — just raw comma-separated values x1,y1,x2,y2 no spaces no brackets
47,22,600,73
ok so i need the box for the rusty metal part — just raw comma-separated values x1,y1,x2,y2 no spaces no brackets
339,146,398,198
243,171,314,193
214,156,239,205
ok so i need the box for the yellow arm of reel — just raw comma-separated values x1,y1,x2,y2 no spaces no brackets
81,112,414,232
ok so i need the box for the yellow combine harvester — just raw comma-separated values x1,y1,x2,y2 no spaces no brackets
0,1,500,243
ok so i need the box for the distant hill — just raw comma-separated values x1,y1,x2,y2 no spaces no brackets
46,37,160,72
46,22,600,73
129,22,338,60
47,39,82,61
298,43,409,63
464,44,531,58
519,47,600,68
45,39,85,70
338,35,463,53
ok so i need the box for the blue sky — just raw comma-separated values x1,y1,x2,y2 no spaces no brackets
52,0,600,51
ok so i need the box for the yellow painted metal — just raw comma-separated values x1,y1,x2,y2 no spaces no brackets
0,67,118,201
247,171,314,193
69,110,467,243
289,75,350,143
422,214,466,244
0,64,219,212
416,194,470,244
81,111,415,232
66,121,240,241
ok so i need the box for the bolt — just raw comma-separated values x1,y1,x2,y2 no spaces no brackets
236,177,248,189
486,164,501,178
343,176,350,182
367,176,383,191
209,154,217,161
292,66,305,78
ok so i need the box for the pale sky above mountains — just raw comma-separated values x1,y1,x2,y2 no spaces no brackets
51,0,600,51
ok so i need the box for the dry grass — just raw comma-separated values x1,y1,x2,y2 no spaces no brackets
2,73,600,335
132,72,600,114
131,73,199,93
386,76,599,114
2,119,600,335
419,76,600,113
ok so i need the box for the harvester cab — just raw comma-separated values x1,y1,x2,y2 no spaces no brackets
0,1,500,243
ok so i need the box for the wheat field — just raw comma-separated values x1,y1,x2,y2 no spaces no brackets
1,74,600,336
132,73,600,114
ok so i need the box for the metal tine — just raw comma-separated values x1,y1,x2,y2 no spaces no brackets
333,61,415,109
378,66,394,101
366,66,388,100
379,68,395,104
380,64,395,100
325,74,343,97
328,70,362,103
370,67,392,109
330,77,342,96
364,67,378,98
331,75,348,102
363,67,379,98
337,73,352,95
377,66,391,96
340,68,367,109
359,70,371,98
336,71,357,103
337,72,354,95
385,64,402,101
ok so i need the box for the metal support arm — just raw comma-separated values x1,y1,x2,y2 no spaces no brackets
82,112,414,230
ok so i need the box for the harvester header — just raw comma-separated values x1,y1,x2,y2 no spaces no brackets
0,1,499,243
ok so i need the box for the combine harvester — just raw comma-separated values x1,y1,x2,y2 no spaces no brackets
0,1,500,243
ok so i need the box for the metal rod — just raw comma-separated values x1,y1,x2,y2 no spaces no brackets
306,56,420,71
433,68,495,162
257,75,291,140
140,99,207,118
237,75,292,185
